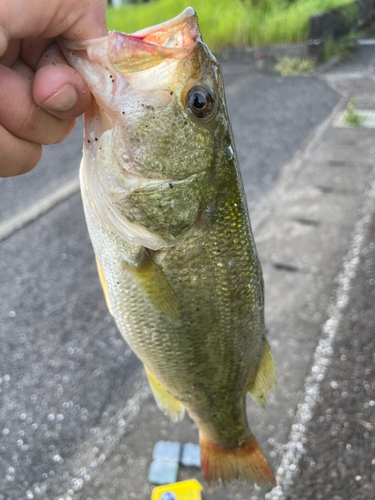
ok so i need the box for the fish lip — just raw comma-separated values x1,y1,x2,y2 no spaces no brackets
132,6,196,37
131,7,200,48
59,6,200,52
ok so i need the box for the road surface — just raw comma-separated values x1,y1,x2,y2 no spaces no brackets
1,45,375,500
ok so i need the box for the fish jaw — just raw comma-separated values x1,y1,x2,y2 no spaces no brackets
130,7,200,46
59,7,200,111
59,8,202,151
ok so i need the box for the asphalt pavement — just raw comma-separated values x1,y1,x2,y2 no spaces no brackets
1,45,375,500
289,209,375,500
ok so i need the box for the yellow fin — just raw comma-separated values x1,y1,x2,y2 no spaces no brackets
249,339,275,407
124,251,181,323
145,367,185,422
96,257,113,315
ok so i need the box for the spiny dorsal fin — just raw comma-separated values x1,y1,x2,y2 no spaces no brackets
145,367,185,422
96,257,113,315
249,339,275,407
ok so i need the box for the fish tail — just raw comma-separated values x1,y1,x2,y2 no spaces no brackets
199,432,276,487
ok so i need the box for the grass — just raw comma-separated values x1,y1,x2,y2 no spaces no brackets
343,99,364,127
275,57,316,76
323,31,361,60
107,0,354,51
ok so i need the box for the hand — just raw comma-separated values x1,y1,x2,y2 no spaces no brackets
0,0,107,177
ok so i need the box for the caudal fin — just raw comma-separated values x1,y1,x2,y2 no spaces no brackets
199,432,276,487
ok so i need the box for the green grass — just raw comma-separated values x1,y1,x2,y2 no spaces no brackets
107,0,354,51
275,57,316,76
344,99,364,127
323,31,361,60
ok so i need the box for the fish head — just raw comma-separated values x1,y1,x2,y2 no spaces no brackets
60,8,233,248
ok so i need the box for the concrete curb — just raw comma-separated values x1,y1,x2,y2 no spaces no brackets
218,45,355,76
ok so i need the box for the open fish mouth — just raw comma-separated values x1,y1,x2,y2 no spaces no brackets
128,7,200,48
59,7,205,112
61,7,200,74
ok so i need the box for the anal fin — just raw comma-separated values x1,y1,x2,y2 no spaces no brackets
249,339,275,406
145,367,185,422
96,257,113,315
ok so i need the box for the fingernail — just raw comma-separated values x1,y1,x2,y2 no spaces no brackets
43,84,78,112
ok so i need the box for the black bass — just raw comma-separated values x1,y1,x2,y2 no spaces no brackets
61,8,276,486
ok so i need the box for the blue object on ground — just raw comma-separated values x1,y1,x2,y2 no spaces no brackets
180,443,201,467
148,460,179,485
152,441,181,463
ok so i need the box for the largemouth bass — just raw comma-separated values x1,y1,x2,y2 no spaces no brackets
61,8,276,486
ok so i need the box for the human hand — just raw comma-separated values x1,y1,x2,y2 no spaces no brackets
0,0,107,177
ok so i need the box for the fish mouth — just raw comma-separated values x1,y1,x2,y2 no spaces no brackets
130,7,200,48
61,7,200,74
108,7,200,74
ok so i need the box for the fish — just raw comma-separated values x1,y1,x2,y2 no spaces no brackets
60,7,276,487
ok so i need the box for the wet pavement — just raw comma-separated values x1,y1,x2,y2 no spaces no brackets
1,45,375,500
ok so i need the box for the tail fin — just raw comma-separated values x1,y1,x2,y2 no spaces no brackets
199,432,276,487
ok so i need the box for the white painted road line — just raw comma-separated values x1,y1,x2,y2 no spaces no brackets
357,39,375,45
0,177,80,243
266,166,375,500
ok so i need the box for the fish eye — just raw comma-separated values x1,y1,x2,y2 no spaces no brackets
186,85,214,118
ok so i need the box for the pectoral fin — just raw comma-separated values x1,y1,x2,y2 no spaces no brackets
96,257,113,315
249,339,275,406
124,250,181,323
145,367,185,422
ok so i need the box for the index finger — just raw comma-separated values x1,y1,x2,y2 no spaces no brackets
0,0,107,56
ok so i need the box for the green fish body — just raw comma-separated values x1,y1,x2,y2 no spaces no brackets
61,8,276,486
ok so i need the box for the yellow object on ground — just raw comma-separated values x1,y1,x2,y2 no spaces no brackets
151,479,203,500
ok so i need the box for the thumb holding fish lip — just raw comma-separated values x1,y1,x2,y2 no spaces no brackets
32,43,93,120
0,0,107,178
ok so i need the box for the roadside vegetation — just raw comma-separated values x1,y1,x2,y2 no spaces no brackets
275,57,316,76
344,99,364,127
323,32,361,60
107,0,354,51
